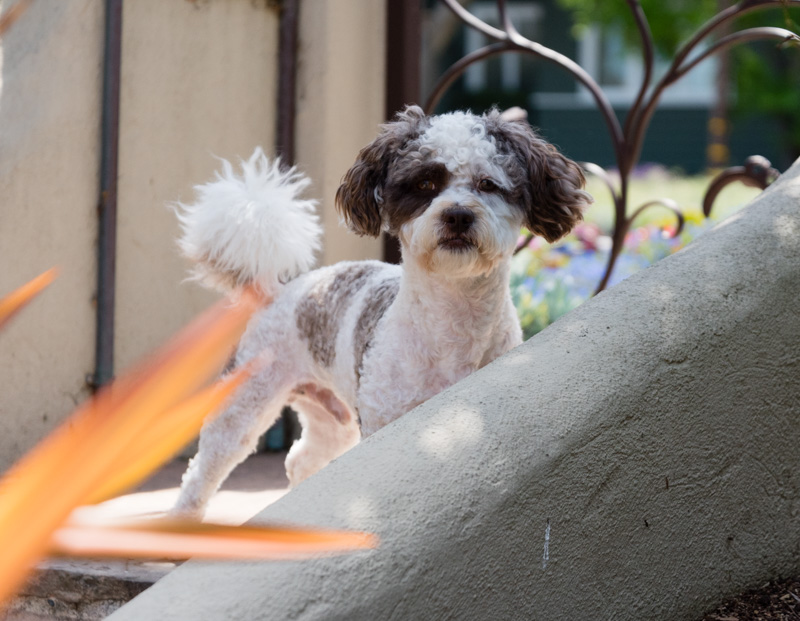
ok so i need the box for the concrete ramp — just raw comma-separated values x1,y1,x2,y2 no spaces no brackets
109,160,800,621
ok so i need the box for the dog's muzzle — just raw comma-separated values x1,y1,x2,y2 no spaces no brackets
439,207,476,251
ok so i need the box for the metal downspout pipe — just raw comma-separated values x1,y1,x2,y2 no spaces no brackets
276,0,298,165
92,0,122,390
265,0,300,449
92,1,293,391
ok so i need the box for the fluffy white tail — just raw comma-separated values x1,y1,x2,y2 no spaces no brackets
176,148,322,298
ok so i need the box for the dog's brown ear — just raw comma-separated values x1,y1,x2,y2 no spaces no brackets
336,105,429,237
485,110,591,243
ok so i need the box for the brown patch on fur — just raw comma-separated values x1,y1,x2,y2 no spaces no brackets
352,276,401,385
335,105,431,237
295,264,380,367
482,109,589,243
418,248,436,274
381,162,450,234
289,383,352,425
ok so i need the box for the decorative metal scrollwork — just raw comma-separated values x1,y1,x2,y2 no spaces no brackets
702,155,781,217
426,0,799,293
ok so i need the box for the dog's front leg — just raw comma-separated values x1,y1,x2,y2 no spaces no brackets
283,395,361,486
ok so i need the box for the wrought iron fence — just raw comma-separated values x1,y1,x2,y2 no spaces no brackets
424,0,799,293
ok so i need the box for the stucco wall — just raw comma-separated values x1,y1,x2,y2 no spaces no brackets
109,160,800,620
0,0,102,471
295,0,386,266
114,0,279,374
0,0,386,471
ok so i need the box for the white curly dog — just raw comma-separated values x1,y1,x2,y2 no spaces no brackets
173,105,591,518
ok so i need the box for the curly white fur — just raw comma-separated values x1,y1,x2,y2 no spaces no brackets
172,108,590,519
176,148,322,297
421,112,499,172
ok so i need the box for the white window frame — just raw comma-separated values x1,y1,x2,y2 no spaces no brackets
463,2,544,93
531,25,717,109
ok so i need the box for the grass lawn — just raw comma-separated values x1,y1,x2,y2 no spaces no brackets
584,166,764,230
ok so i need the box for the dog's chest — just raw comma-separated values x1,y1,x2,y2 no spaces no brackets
320,265,517,435
355,317,497,434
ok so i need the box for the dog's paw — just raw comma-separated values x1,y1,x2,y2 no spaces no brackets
170,495,207,522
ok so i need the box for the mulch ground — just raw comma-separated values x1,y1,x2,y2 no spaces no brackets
699,577,800,620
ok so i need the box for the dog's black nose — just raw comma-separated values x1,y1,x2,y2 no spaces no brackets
442,207,475,234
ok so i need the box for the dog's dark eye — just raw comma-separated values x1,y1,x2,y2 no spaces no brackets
478,178,499,192
417,179,436,192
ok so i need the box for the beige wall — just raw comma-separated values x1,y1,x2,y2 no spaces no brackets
0,0,386,471
296,0,386,265
115,0,279,373
0,0,102,471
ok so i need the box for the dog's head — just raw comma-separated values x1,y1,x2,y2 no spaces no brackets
336,105,592,277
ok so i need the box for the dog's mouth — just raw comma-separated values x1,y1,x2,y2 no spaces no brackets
438,236,476,252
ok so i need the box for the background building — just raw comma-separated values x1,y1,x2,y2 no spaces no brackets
423,0,795,173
